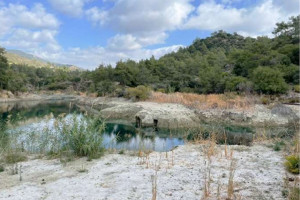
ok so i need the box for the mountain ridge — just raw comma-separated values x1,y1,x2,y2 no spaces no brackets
4,49,81,71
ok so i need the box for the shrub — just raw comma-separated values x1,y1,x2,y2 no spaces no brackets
0,165,4,172
156,88,165,93
252,67,288,94
285,155,299,174
273,141,284,151
48,82,68,90
294,85,300,93
261,96,271,105
126,85,151,101
4,152,27,164
225,76,247,92
289,187,300,200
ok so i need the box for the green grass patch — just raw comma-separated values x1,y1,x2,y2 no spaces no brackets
285,155,299,174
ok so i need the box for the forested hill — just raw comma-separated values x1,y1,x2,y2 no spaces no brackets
88,15,299,95
0,16,299,95
4,49,80,70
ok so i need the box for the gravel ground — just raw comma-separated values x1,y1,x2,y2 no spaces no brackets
0,143,291,200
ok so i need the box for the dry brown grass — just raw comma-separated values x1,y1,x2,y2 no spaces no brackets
227,159,237,200
148,92,255,110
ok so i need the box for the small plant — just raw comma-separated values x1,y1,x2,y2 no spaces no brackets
78,164,88,173
118,149,125,154
285,155,299,174
261,96,270,105
151,173,157,200
0,165,4,172
294,85,300,93
281,189,289,198
273,141,285,151
227,159,236,199
289,187,300,200
4,152,27,164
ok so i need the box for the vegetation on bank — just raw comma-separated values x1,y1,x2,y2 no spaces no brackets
0,114,105,165
0,16,299,96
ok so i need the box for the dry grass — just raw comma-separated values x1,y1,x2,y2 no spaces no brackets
148,92,255,110
227,159,237,200
151,173,157,200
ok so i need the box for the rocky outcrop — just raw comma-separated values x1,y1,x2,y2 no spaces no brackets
77,97,300,129
0,90,77,103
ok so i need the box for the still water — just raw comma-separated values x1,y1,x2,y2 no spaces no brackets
0,100,296,153
0,100,184,152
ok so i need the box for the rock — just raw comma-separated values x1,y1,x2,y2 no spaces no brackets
74,97,300,128
99,101,200,129
288,177,295,182
271,103,298,120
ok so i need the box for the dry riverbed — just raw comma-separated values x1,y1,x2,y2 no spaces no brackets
0,143,296,200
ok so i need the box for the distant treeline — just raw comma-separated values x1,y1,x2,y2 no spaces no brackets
0,16,299,95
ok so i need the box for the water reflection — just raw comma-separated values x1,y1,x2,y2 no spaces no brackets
0,101,297,153
1,101,184,152
103,123,184,151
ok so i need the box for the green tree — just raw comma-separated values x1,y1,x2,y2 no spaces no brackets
0,48,9,89
252,67,288,94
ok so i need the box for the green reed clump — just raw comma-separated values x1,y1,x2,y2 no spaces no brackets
273,141,285,151
55,114,105,159
285,155,299,174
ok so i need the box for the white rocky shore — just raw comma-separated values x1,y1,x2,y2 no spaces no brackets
0,143,293,200
0,91,299,128
77,97,300,129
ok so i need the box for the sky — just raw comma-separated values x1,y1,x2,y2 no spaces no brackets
0,0,298,69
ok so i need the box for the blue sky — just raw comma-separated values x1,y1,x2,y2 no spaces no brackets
0,0,298,69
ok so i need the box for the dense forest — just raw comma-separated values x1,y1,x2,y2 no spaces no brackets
0,16,299,96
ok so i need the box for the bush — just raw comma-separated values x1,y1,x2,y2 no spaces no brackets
126,85,151,101
289,187,300,200
261,96,271,105
156,88,166,93
225,76,248,92
4,152,27,164
48,82,68,90
0,165,4,172
273,141,284,151
294,85,300,93
285,155,299,174
252,67,288,94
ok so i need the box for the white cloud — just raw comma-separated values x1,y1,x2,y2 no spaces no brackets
0,3,60,53
107,34,142,51
86,0,193,48
37,45,182,69
107,32,168,51
184,2,244,31
85,6,107,26
184,0,299,37
48,0,91,17
0,3,59,36
273,0,299,14
2,29,60,51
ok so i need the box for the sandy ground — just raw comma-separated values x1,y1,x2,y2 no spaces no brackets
0,143,294,200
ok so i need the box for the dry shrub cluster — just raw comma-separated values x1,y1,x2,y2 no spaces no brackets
149,92,255,110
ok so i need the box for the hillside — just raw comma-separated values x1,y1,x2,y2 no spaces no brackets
4,49,80,70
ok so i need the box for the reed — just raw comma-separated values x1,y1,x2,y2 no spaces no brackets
227,159,237,200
